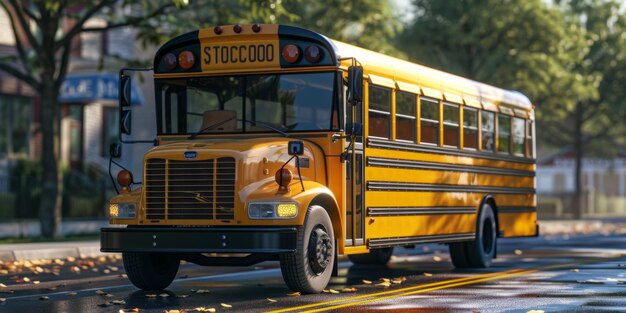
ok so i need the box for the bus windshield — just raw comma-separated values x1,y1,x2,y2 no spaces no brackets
156,72,340,136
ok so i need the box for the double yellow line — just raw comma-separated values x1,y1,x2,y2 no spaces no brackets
266,255,625,313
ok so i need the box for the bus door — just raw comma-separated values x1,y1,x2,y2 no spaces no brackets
345,96,365,247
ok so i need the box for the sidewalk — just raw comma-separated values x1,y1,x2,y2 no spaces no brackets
0,219,624,262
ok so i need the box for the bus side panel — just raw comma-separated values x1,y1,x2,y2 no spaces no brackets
498,212,538,237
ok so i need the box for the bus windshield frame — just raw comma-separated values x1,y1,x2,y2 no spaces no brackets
155,71,342,136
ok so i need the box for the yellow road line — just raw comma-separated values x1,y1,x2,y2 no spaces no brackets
267,254,626,313
265,268,526,313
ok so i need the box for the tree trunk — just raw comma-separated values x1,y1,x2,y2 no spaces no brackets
573,102,584,220
38,80,63,238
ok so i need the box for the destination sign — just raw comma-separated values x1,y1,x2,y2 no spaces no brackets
200,39,280,71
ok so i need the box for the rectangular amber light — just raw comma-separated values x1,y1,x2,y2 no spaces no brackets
109,203,119,218
276,203,297,218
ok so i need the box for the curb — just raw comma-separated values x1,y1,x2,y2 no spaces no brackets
0,241,113,262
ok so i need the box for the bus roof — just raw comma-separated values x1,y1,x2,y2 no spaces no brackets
330,40,533,113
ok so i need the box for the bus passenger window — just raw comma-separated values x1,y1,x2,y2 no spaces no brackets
368,85,391,138
395,91,416,142
481,111,495,152
526,120,534,158
463,107,478,149
443,103,459,147
498,114,511,154
420,98,439,144
512,117,525,156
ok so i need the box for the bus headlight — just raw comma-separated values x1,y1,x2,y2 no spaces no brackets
248,202,298,219
109,203,136,219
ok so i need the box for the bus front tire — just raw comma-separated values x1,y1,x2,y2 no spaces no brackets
449,203,497,268
347,248,393,265
123,252,180,290
279,205,335,294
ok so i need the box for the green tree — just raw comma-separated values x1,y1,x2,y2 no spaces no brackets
280,0,402,56
552,0,626,218
400,0,603,218
0,0,185,238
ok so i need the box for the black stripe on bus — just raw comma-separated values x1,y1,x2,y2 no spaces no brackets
367,138,536,165
367,207,476,216
366,181,536,195
368,232,475,248
367,156,535,177
498,206,537,213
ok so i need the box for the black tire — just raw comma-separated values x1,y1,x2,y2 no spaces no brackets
348,248,393,265
279,205,335,294
451,203,497,268
123,252,180,290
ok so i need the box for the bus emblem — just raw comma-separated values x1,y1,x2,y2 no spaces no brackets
184,151,197,159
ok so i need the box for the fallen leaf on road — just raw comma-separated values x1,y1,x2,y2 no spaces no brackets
22,277,30,283
329,289,340,294
194,308,216,313
159,293,170,298
394,276,407,281
145,294,157,298
341,287,357,293
193,289,210,294
391,279,402,284
424,272,433,277
287,292,301,296
376,281,391,287
266,298,277,303
526,310,544,313
433,256,442,262
220,303,232,308
380,278,390,282
39,296,49,300
0,298,5,302
164,310,185,313
362,280,372,284
33,281,40,285
111,300,126,305
119,308,140,313
514,249,523,255
570,269,579,272
66,257,76,262
96,290,107,295
103,269,111,274
0,283,6,288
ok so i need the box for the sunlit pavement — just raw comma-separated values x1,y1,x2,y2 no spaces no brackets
1,233,626,312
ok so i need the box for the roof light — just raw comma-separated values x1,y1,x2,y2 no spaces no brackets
282,44,301,64
162,53,177,70
214,26,223,35
305,45,322,63
178,50,195,69
252,24,261,33
233,24,242,33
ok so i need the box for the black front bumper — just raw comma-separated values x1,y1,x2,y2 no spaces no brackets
100,227,298,254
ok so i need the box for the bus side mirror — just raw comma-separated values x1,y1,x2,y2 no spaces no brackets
110,143,122,158
120,75,132,107
347,66,363,105
120,110,132,135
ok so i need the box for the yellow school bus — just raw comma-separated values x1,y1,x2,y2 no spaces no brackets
101,24,536,293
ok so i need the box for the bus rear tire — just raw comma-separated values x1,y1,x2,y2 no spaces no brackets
348,248,393,265
123,252,180,290
449,203,497,268
279,205,335,294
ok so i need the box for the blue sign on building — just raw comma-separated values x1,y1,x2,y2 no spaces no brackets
59,73,144,105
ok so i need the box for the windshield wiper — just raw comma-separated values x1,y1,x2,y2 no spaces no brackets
240,119,289,137
186,116,236,140
186,117,289,140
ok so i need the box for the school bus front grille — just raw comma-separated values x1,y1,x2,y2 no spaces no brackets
144,157,236,220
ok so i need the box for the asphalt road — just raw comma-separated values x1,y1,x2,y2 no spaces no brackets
1,233,626,313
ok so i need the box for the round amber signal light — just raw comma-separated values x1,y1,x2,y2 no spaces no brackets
282,44,301,63
117,170,133,188
275,168,293,190
178,50,195,69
